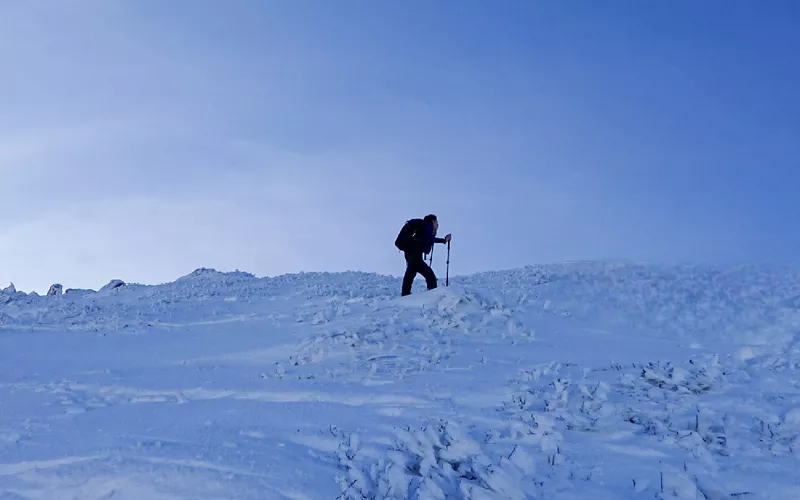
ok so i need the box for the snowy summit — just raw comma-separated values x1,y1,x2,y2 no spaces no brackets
1,262,799,499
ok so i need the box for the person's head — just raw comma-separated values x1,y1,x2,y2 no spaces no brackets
424,214,438,232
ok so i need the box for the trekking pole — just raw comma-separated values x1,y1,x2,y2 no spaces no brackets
445,241,450,286
429,244,434,266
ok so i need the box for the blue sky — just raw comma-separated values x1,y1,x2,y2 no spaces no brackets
0,0,798,293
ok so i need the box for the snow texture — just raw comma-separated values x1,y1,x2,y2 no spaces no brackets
1,263,799,498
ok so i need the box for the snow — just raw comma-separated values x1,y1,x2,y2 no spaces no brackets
1,262,799,498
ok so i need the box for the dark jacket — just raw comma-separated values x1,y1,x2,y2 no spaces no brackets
412,221,446,255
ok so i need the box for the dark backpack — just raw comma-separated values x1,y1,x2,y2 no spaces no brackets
395,218,424,251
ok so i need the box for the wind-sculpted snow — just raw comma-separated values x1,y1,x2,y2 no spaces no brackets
335,419,538,499
1,263,799,498
334,351,800,498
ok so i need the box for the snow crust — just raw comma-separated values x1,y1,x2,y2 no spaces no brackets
1,262,799,498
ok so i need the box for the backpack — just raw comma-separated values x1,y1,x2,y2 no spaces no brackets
395,218,424,251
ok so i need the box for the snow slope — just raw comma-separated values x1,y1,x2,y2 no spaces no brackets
1,263,799,499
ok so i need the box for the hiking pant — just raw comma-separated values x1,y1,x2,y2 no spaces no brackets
402,252,437,296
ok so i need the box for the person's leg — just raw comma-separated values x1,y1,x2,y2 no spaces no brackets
418,258,438,290
401,253,420,296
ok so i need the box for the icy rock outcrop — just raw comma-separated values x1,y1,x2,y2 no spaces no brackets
47,284,63,296
100,279,126,292
2,283,15,294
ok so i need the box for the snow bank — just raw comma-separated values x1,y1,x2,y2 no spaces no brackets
3,262,799,350
0,268,399,331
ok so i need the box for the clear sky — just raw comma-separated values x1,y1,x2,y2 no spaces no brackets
1,0,798,293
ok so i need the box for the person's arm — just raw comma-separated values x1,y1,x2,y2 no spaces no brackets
434,233,452,244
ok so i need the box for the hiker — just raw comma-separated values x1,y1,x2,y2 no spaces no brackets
394,214,452,296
